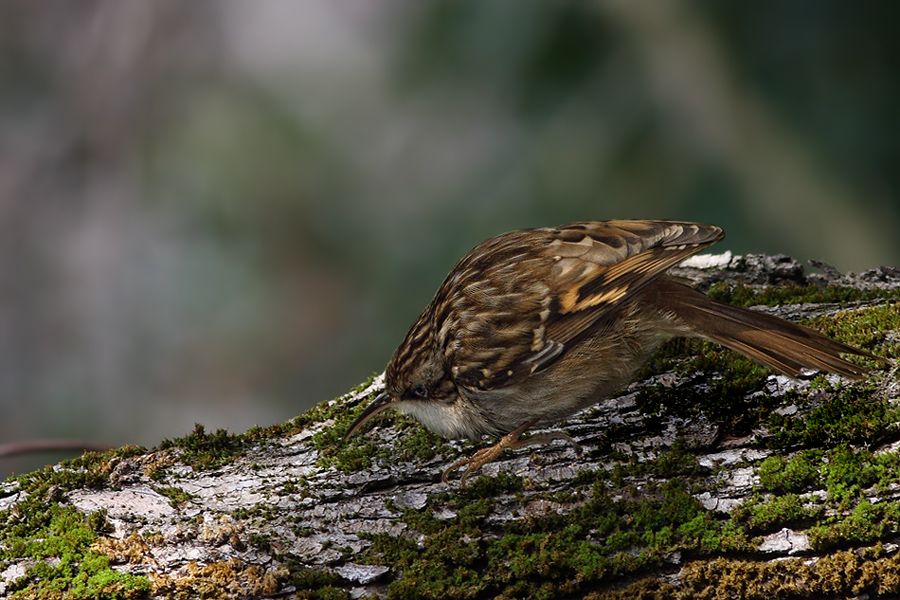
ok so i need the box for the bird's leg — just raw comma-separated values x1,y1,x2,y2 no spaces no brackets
512,430,583,454
441,420,536,487
442,421,581,487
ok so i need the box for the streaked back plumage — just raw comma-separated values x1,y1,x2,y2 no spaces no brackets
379,220,872,441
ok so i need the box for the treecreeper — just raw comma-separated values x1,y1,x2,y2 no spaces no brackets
346,220,875,485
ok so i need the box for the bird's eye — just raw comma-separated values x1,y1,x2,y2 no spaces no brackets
410,384,428,399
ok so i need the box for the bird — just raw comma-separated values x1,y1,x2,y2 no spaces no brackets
345,220,873,485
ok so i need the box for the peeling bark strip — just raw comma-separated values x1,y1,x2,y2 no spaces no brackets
1,254,899,600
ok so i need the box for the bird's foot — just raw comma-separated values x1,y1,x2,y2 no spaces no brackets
441,422,580,487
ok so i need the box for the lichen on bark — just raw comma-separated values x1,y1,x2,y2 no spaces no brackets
1,254,899,599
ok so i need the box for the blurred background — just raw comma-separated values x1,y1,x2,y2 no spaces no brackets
1,1,898,476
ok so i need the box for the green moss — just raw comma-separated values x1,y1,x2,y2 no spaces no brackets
638,299,897,442
277,555,351,599
871,450,900,491
0,444,154,598
733,493,821,533
153,485,193,508
158,423,248,472
232,503,279,523
86,510,113,535
135,372,444,476
637,340,772,431
646,439,704,478
308,384,390,472
746,443,900,537
224,374,389,473
817,444,900,509
766,380,899,449
309,388,455,473
391,415,452,464
757,451,822,493
806,302,900,357
462,471,524,498
316,437,379,472
750,442,900,543
363,480,750,599
277,479,301,496
705,282,900,308
0,502,150,599
822,445,873,507
8,445,146,493
604,549,900,599
808,499,900,550
286,373,381,433
603,440,704,489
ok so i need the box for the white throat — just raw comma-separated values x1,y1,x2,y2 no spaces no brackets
395,400,482,440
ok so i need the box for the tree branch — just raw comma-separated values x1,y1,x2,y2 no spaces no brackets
2,254,899,599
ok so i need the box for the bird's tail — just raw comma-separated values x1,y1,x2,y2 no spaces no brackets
649,277,873,379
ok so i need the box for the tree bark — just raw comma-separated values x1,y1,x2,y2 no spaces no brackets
2,253,899,599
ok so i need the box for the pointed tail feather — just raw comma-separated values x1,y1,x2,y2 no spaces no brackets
650,277,874,380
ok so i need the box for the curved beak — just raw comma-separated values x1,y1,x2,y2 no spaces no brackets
344,391,392,441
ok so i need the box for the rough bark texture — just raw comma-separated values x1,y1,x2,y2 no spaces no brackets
2,253,899,600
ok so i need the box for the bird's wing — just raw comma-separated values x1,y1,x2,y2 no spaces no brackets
446,220,724,390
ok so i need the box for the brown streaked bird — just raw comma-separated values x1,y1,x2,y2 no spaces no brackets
346,220,873,485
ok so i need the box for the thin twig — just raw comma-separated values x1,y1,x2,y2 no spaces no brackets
0,439,113,458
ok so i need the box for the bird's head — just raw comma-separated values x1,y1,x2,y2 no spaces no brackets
344,312,452,440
